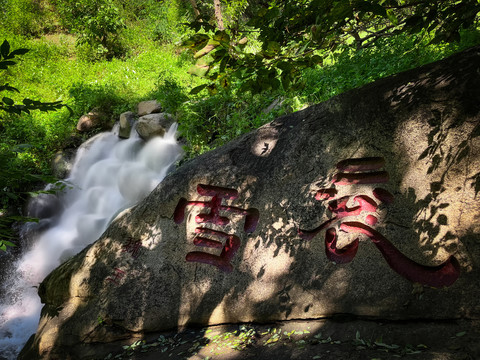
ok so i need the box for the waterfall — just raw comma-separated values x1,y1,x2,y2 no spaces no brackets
0,123,183,359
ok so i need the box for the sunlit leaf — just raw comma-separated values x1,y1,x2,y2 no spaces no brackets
213,31,230,44
188,63,210,77
194,40,221,59
386,9,399,25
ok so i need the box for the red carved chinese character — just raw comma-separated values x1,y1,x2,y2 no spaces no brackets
122,238,143,259
174,184,259,272
299,157,460,288
105,268,126,285
186,228,240,273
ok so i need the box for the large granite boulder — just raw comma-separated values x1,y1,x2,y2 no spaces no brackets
21,46,480,359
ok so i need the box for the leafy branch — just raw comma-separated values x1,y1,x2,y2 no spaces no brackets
183,0,480,95
0,40,71,116
0,39,70,251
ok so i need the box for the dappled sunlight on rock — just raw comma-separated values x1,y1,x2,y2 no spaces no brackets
18,46,480,359
251,125,279,157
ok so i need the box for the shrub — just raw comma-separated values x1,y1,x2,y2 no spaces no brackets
54,0,127,60
150,0,194,44
0,0,57,36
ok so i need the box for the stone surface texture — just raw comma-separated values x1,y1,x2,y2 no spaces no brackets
136,113,175,140
76,108,110,132
51,148,76,179
20,46,480,359
118,111,137,139
137,100,162,116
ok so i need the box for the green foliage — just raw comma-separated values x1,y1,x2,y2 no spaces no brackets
54,0,127,60
0,39,71,249
0,0,57,36
177,88,282,158
0,39,70,116
151,73,189,114
300,28,480,105
150,0,194,44
1,2,480,251
68,82,128,120
184,0,480,94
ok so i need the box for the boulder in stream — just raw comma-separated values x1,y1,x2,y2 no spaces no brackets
136,113,175,140
118,111,137,139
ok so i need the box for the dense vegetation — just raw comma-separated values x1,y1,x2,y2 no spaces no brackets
1,0,479,249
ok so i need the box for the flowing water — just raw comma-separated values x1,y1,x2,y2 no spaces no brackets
0,123,183,359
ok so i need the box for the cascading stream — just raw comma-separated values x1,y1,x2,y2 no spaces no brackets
0,123,183,359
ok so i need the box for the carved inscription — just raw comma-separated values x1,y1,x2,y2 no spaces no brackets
299,157,460,287
105,268,126,286
174,184,259,272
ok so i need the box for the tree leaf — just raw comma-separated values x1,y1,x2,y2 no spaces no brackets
0,40,10,59
10,48,29,56
188,56,212,77
0,60,16,69
189,84,208,95
2,97,14,105
194,40,220,59
1,240,15,247
386,9,399,25
182,33,210,50
213,31,230,45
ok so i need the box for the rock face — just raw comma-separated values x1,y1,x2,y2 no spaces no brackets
21,46,480,359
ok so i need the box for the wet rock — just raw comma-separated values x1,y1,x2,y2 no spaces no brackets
26,193,63,220
118,111,137,139
136,113,175,140
51,149,76,179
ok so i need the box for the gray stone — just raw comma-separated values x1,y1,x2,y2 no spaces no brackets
118,111,137,139
76,108,110,133
137,100,162,116
51,149,76,179
26,193,63,220
136,113,175,140
21,46,480,359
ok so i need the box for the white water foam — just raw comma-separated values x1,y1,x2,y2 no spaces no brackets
0,123,183,359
